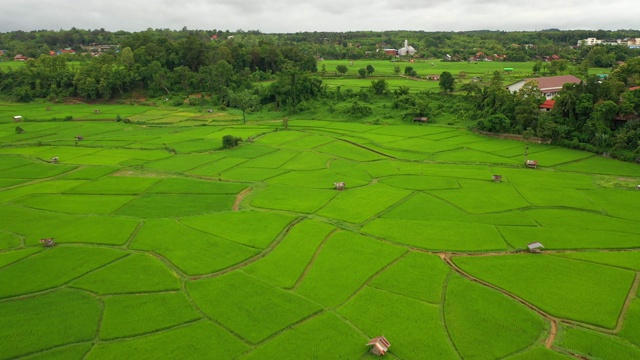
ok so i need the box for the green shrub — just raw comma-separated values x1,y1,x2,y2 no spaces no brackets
222,135,242,149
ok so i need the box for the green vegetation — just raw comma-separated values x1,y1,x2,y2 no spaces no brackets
453,255,635,328
188,271,321,343
2,104,640,358
0,289,100,359
556,325,640,360
444,274,546,359
100,292,201,340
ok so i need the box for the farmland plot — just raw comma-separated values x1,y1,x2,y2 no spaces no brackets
3,106,640,359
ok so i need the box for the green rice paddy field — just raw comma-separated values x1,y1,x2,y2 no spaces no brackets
1,103,640,359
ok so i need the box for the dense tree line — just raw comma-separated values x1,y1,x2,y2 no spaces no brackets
470,59,640,161
1,28,640,160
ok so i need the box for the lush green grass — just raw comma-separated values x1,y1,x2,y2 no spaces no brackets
0,231,21,250
316,183,410,223
0,289,100,359
147,178,247,194
70,253,180,294
619,298,640,347
296,231,406,307
453,254,635,328
188,271,321,343
444,274,546,359
86,321,249,360
362,218,508,252
553,251,640,271
267,168,370,189
430,180,530,214
338,286,458,359
500,226,640,250
378,175,460,190
4,104,640,358
130,219,259,275
369,251,450,303
180,211,297,248
556,325,640,360
66,176,160,194
240,312,366,360
314,140,388,161
556,155,640,176
0,246,127,298
116,194,236,218
0,247,42,268
382,192,537,226
504,347,575,360
279,151,333,170
524,208,640,235
100,292,201,340
242,220,335,288
19,343,93,360
15,194,136,214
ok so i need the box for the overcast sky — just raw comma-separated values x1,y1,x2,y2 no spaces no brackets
1,0,637,33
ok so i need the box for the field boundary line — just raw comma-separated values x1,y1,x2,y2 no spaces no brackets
337,138,395,159
0,247,44,271
232,187,253,211
189,217,305,281
614,271,640,333
123,221,144,249
441,253,560,348
439,270,463,359
335,250,409,310
291,227,340,291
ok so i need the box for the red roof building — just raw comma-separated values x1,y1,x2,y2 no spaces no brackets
367,336,391,356
539,99,556,111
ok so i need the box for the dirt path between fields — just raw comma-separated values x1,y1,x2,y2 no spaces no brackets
232,188,253,211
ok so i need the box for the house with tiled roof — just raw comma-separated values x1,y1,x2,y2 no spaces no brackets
539,99,556,111
507,75,582,99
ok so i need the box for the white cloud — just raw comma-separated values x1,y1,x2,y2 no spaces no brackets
0,0,637,33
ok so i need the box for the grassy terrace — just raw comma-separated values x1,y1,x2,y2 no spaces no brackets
0,102,639,359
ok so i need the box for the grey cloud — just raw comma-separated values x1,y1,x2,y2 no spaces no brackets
0,0,637,33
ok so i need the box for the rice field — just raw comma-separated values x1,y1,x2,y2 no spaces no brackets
1,103,640,359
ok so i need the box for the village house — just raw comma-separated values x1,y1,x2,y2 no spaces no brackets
507,75,581,99
13,54,28,61
539,99,556,112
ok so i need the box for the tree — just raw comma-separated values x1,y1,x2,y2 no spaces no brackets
15,126,24,134
222,135,242,148
229,89,259,124
439,71,455,93
404,66,413,76
393,65,401,75
336,65,348,75
370,79,388,95
358,68,367,78
366,64,375,75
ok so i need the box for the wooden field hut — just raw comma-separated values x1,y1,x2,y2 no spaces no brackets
413,117,429,123
492,175,502,182
51,156,59,164
334,182,346,191
527,242,544,253
75,135,84,141
13,116,23,122
40,238,56,247
367,336,390,356
525,160,538,169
